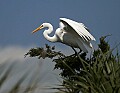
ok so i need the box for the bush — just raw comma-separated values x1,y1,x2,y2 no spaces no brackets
25,36,120,93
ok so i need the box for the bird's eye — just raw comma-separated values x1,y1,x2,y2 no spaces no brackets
40,25,43,28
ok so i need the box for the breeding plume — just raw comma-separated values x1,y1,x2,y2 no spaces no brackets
32,18,95,53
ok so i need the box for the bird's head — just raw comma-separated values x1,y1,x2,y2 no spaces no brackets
32,23,52,34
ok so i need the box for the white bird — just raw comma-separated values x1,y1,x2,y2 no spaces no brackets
32,18,95,53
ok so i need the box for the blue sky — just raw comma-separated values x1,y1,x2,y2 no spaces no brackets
0,0,120,92
0,0,120,47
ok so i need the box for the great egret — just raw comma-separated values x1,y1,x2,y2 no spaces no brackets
32,18,95,53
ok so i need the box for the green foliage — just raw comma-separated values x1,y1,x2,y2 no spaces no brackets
0,36,119,93
0,62,15,88
25,35,120,93
0,62,39,93
25,44,65,59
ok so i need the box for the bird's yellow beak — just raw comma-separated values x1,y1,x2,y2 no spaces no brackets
32,25,43,34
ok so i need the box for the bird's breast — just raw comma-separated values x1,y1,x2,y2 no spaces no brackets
60,33,79,48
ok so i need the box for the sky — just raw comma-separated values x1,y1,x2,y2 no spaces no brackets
0,0,120,92
0,0,120,47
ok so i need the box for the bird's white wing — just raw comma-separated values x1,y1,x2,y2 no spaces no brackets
60,18,96,42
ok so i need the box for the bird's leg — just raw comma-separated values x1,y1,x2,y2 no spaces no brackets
71,47,78,55
78,48,82,54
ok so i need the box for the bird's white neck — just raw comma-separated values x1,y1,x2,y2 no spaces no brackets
43,23,58,42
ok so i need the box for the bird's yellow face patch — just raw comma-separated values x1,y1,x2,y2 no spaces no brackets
32,25,43,33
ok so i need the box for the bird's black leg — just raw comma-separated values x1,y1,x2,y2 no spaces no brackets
78,48,82,54
71,47,78,55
